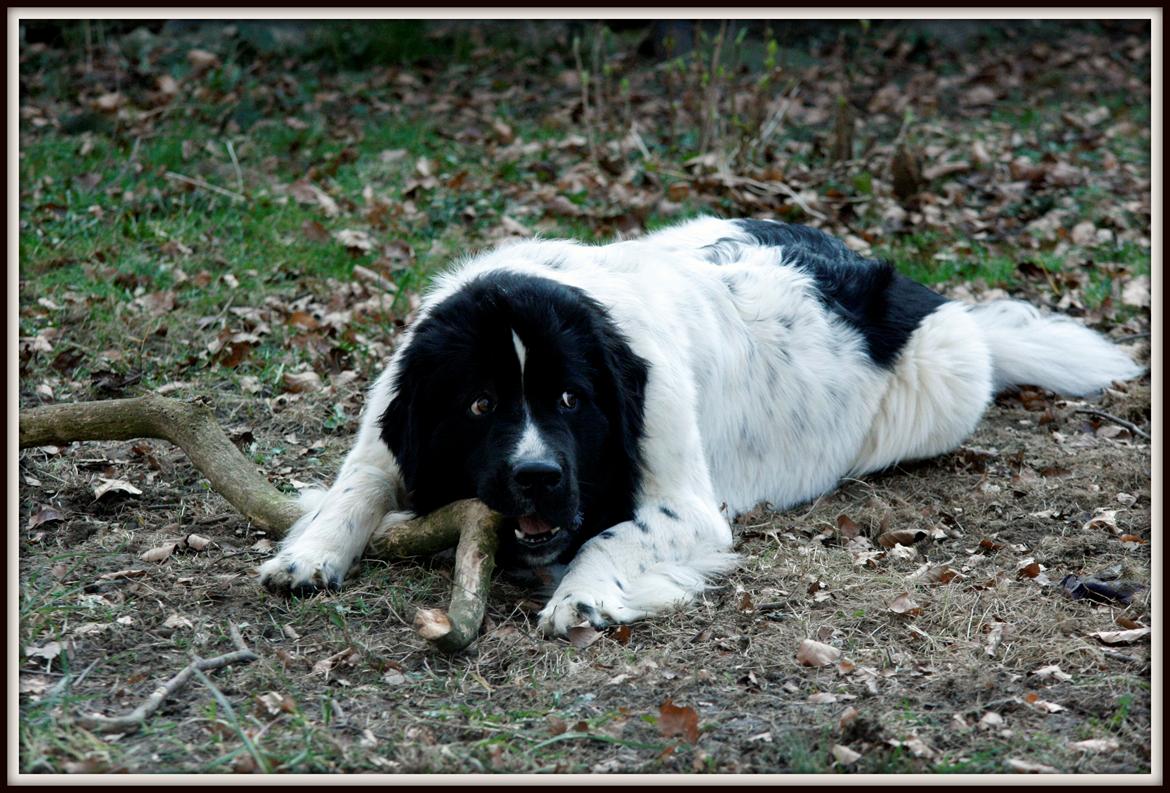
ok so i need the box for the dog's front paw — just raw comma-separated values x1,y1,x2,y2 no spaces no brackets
537,585,646,637
258,543,351,596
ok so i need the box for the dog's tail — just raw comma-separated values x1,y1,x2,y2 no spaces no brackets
968,300,1144,395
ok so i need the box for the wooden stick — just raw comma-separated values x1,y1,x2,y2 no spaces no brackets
77,624,257,734
409,501,501,652
1073,408,1151,441
20,395,302,533
20,396,504,651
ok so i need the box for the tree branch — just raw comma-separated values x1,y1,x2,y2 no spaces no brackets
20,395,501,651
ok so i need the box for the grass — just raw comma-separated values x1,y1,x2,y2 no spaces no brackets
17,19,1153,777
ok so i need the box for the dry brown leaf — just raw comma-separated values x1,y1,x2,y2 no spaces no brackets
796,638,841,667
93,92,126,112
140,542,178,563
93,477,143,500
658,700,700,743
312,648,357,676
567,625,602,650
28,506,64,529
283,371,322,394
835,514,861,539
877,529,927,548
889,592,923,616
255,691,297,716
808,692,838,704
185,533,213,551
984,621,1006,657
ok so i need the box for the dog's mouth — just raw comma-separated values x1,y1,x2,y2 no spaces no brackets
512,514,563,547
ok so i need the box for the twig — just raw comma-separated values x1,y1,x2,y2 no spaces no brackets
191,666,270,773
1073,409,1150,441
20,394,302,532
164,170,245,203
77,623,257,734
225,140,245,196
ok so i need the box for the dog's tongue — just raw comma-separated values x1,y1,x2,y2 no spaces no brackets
518,515,554,536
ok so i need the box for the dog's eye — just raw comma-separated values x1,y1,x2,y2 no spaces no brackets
470,395,495,416
559,391,578,410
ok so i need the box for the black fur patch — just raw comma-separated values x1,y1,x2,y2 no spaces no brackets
380,270,649,569
734,220,948,367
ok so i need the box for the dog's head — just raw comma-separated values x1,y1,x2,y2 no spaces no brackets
380,271,647,567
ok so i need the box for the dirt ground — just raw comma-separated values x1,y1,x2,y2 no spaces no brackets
18,338,1152,775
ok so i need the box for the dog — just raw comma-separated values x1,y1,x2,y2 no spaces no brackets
259,217,1143,636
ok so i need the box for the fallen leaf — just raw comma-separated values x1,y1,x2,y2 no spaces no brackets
255,691,297,716
1088,627,1151,645
1060,574,1143,605
796,638,841,667
808,692,838,704
312,647,357,676
98,568,147,581
283,370,322,393
187,48,220,71
1069,738,1120,753
162,613,194,630
567,625,602,649
1023,692,1065,713
140,542,178,563
889,592,923,616
93,478,143,500
25,641,66,662
334,228,375,254
1082,509,1120,534
185,533,213,551
1006,758,1059,774
984,621,1006,657
1029,664,1073,683
1120,276,1150,308
836,514,861,539
658,700,700,743
831,744,862,765
28,506,64,529
979,711,1005,730
877,529,928,548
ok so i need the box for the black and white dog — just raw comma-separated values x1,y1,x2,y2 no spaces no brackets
260,217,1143,635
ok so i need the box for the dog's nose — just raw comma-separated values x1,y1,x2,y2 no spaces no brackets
513,459,563,492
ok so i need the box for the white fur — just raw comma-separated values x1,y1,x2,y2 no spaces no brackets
260,217,1143,634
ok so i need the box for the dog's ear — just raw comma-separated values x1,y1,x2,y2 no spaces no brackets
591,316,648,482
379,384,419,487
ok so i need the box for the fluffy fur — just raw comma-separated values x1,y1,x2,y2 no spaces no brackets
260,217,1143,635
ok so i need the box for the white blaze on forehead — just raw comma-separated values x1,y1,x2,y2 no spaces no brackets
512,330,527,379
511,415,553,464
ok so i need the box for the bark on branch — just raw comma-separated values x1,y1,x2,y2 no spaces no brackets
20,395,500,651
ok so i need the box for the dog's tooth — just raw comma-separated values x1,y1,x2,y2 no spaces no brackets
514,529,525,540
550,526,561,535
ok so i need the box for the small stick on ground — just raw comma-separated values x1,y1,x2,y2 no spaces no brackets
1073,408,1151,441
77,624,258,734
